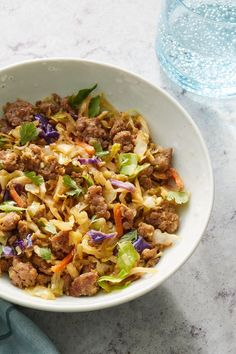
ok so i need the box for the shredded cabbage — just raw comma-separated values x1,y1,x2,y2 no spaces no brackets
51,216,75,231
134,131,149,159
117,241,139,274
153,229,179,246
69,230,82,246
26,286,56,300
119,153,138,176
143,195,162,209
162,189,190,204
51,272,64,296
33,245,52,260
98,241,139,292
27,201,42,217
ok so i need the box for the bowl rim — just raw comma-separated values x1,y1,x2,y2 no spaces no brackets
0,57,214,312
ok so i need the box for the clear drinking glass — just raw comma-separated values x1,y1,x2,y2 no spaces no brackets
156,0,236,97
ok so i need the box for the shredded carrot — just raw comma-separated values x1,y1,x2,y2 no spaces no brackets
51,249,74,273
113,203,123,238
9,185,25,208
76,141,95,155
167,168,184,191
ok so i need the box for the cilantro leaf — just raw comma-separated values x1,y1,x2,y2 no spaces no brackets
92,141,109,158
20,122,38,146
66,189,82,196
82,174,94,187
63,175,78,189
0,201,25,213
96,151,109,157
68,84,97,109
88,95,100,117
63,175,83,197
120,230,138,243
24,171,44,186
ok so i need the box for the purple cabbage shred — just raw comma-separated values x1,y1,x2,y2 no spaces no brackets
88,230,116,243
35,114,59,144
2,246,14,256
78,157,101,165
26,234,33,247
3,188,11,202
13,234,32,253
109,179,135,192
14,239,25,250
133,236,152,253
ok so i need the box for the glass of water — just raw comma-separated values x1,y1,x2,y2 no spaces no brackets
156,0,236,97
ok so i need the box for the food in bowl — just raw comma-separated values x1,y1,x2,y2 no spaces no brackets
0,84,189,299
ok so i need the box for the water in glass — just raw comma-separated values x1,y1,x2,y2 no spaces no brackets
156,0,236,97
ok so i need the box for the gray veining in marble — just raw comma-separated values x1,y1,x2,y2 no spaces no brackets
0,0,236,353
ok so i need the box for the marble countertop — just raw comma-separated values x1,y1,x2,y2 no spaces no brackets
1,1,236,353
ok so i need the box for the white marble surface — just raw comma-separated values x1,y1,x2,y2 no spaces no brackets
1,0,236,353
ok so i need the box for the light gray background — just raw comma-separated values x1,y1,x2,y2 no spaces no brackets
1,1,236,353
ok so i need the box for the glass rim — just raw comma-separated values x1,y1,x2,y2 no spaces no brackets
177,0,236,25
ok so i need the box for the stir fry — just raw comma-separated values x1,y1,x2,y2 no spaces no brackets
0,85,189,299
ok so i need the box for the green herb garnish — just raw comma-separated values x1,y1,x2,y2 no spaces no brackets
63,175,83,197
68,84,97,109
120,230,138,243
88,95,100,117
0,201,25,213
24,171,44,186
93,141,109,158
20,122,38,146
82,174,94,187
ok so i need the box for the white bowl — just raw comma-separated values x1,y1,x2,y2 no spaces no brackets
0,58,214,312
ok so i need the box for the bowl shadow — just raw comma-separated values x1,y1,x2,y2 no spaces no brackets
20,286,207,354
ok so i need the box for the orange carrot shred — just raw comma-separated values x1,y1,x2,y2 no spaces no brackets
9,186,25,208
76,141,95,155
113,203,123,238
167,168,184,191
51,249,74,273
